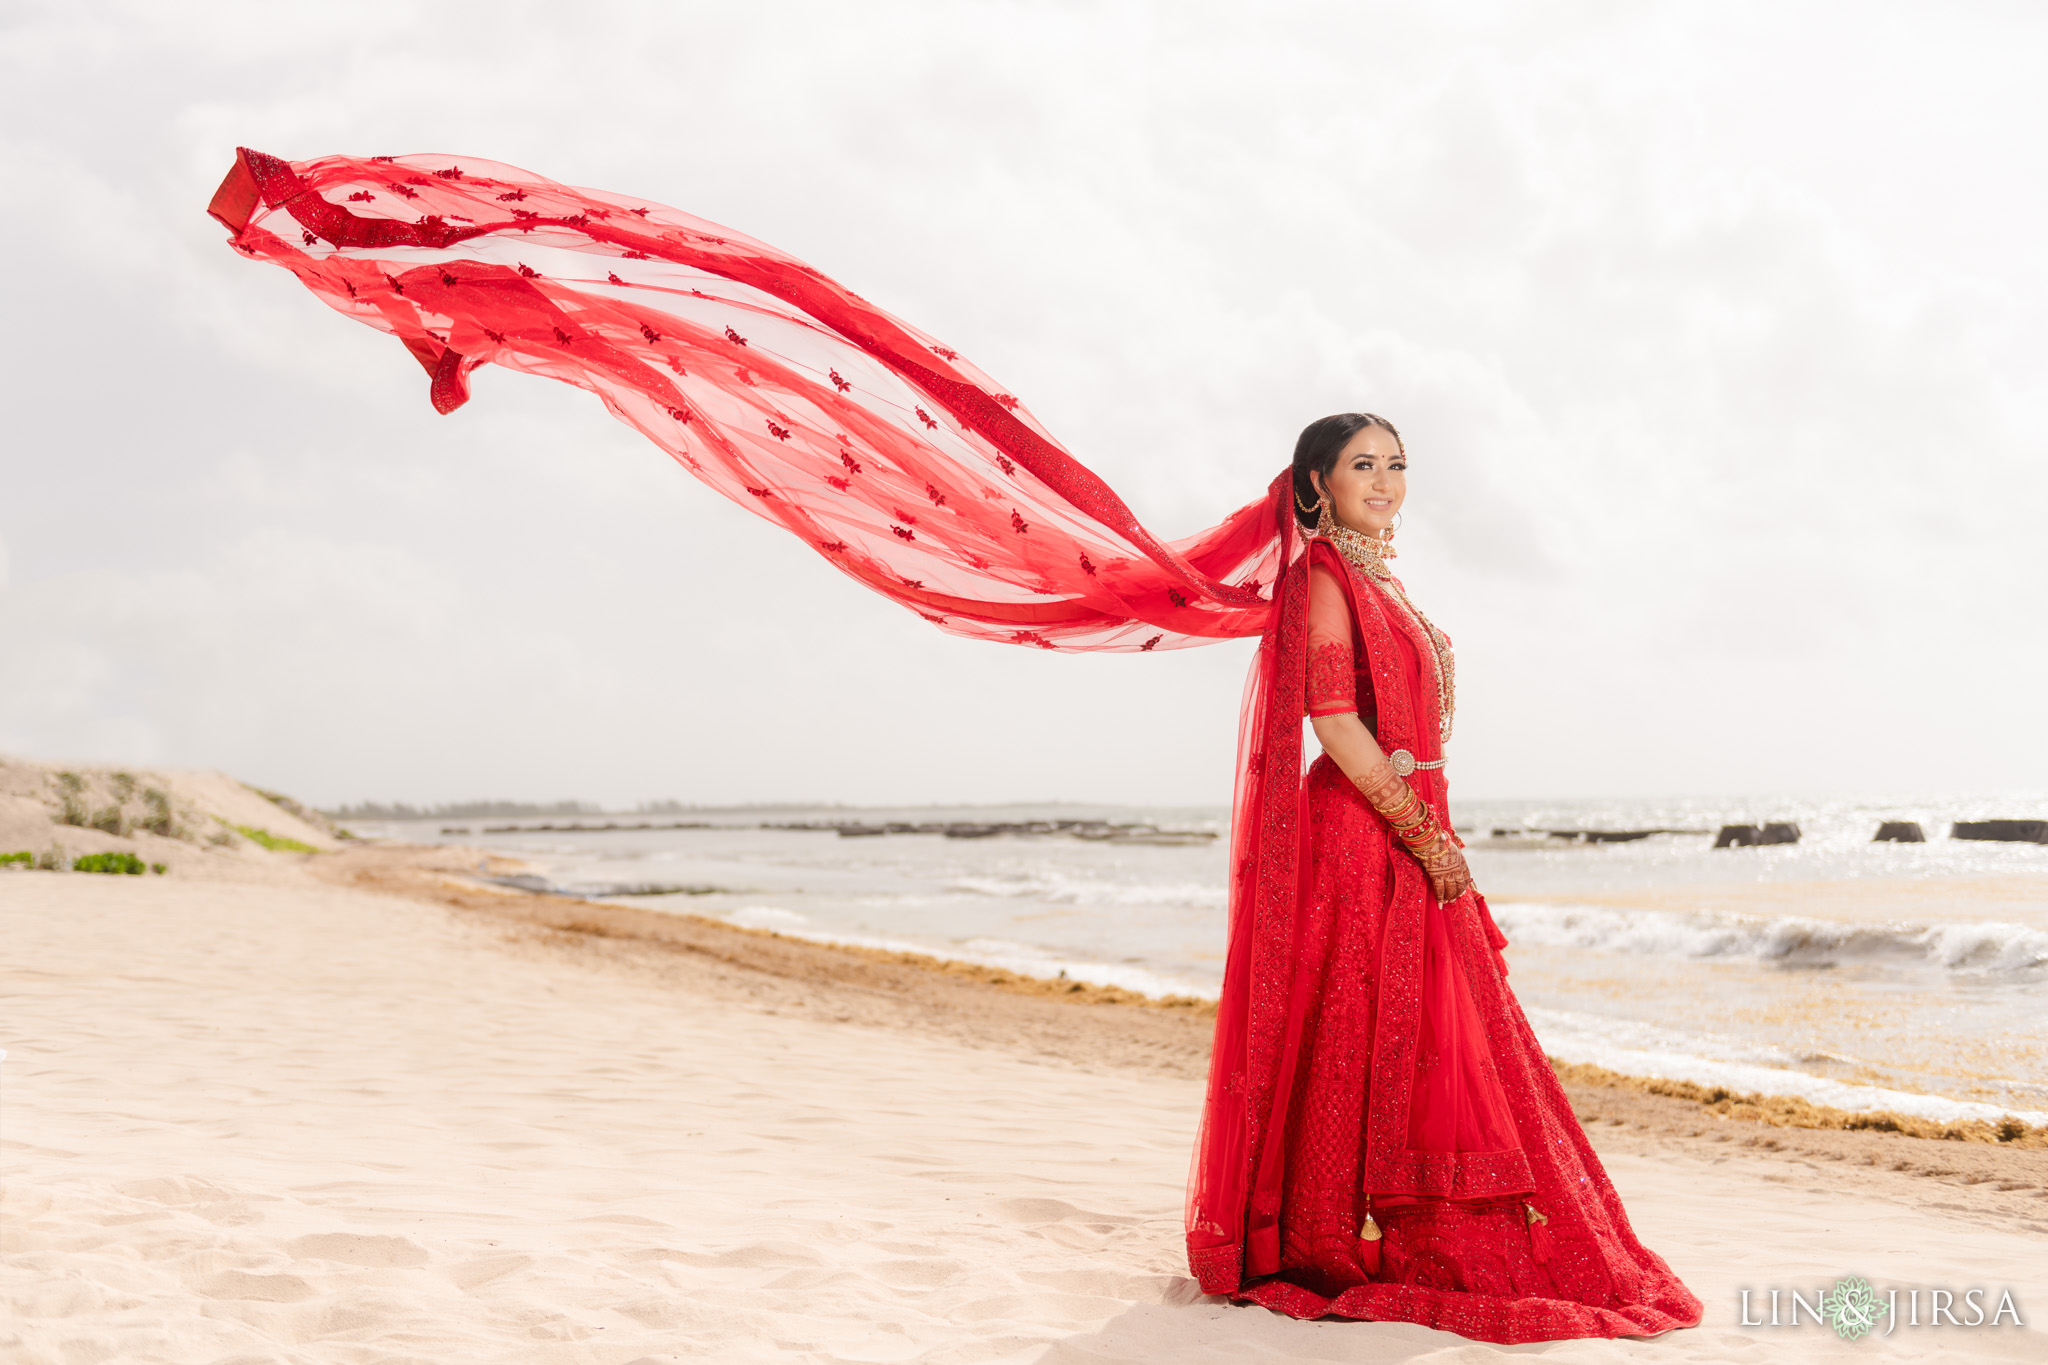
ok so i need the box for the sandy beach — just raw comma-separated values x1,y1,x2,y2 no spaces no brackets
3,836,2043,1364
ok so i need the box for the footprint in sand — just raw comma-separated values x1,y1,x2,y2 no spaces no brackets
199,1270,315,1302
286,1232,430,1267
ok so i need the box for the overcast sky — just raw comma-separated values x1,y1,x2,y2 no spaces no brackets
3,1,2044,809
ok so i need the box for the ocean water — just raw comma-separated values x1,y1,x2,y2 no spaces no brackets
354,792,2048,1126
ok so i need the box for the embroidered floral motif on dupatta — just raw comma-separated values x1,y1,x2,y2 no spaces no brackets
205,148,1283,654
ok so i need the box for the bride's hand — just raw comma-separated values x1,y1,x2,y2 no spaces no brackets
1413,831,1473,902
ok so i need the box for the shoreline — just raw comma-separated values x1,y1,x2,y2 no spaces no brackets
323,843,2048,1140
311,843,2048,1215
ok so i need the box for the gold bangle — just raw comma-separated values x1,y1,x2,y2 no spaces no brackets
1387,803,1430,832
1379,787,1424,820
1396,810,1443,849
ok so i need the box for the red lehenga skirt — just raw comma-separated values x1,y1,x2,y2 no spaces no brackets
1214,755,1703,1341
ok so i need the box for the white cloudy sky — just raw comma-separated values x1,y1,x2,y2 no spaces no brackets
2,1,2044,808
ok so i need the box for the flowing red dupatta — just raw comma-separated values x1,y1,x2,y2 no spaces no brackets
210,151,1698,1342
205,148,1283,652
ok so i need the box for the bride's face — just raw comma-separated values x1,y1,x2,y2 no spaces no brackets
1313,424,1406,536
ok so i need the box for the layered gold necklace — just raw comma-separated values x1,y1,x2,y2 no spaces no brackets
1318,517,1456,745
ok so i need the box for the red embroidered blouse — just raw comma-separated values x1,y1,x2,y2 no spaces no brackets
1303,560,1425,736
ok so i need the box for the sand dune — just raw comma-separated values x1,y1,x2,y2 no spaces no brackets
0,754,340,878
3,863,2043,1362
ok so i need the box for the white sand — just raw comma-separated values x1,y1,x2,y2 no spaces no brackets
3,870,2042,1363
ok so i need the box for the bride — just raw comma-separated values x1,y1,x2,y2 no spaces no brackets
1183,412,1703,1340
209,147,1703,1344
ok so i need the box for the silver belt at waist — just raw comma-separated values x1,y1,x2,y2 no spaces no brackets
1387,749,1446,777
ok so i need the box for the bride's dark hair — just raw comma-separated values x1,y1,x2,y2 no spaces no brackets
1291,412,1403,528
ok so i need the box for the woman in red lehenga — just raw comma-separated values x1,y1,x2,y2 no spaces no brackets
1184,414,1704,1341
207,148,1701,1345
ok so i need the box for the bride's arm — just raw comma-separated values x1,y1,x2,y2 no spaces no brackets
1305,563,1472,902
1312,713,1473,902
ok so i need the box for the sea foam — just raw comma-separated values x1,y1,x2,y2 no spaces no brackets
1489,900,2048,975
716,906,1219,1001
1525,1005,2048,1128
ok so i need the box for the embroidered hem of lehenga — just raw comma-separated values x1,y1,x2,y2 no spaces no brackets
1234,1278,1701,1344
1236,1195,1699,1343
1365,1146,1535,1201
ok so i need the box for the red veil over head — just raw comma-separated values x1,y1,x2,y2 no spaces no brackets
207,148,1288,653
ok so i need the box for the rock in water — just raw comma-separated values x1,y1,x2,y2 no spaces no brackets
1952,819,2048,844
1714,823,1800,848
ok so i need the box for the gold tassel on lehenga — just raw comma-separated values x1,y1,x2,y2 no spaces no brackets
1358,1197,1383,1275
1525,1202,1554,1263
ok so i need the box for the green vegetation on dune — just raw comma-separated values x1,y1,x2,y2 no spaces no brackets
34,768,325,859
140,786,176,836
230,824,319,854
55,772,90,827
246,783,343,838
4,846,168,874
52,771,184,840
73,851,148,875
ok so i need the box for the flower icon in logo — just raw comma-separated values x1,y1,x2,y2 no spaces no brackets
1824,1275,1881,1340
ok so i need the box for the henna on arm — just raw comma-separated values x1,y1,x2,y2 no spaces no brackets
1311,712,1473,902
1304,560,1470,901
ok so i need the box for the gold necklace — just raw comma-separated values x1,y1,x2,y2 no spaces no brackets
1318,521,1456,745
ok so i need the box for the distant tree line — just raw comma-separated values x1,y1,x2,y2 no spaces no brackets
324,798,703,819
324,799,605,819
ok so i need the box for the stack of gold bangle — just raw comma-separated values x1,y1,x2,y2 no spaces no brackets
1381,784,1443,852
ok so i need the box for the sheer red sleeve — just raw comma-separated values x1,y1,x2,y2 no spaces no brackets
1304,563,1358,718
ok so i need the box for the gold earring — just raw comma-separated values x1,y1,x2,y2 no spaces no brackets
1293,483,1319,516
1380,512,1400,559
1315,497,1337,537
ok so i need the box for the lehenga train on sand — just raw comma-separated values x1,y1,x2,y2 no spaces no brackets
210,148,1703,1344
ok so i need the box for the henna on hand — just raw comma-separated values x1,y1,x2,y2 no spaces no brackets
1413,829,1474,902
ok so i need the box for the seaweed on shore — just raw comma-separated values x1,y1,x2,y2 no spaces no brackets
530,899,1217,1014
1549,1058,2048,1147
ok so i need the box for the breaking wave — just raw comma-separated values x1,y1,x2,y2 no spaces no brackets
1490,901,2048,975
945,871,1227,911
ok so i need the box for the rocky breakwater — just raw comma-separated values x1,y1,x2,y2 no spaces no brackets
770,818,1217,847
